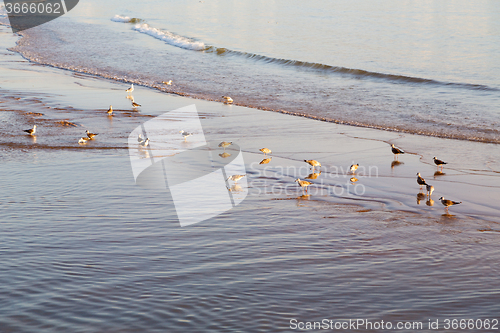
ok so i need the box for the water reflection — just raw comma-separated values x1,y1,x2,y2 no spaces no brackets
426,198,434,206
434,171,446,177
219,152,231,158
391,160,404,168
305,171,321,180
416,192,426,205
259,157,272,164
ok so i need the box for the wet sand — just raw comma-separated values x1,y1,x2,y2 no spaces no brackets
1,24,500,332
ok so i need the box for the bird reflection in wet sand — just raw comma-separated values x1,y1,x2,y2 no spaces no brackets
305,171,321,180
297,194,311,201
426,198,434,206
391,160,404,168
219,152,231,158
259,157,272,164
126,95,134,100
350,177,358,183
434,171,445,177
416,192,426,204
227,184,243,192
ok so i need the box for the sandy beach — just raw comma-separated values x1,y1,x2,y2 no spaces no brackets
1,13,500,333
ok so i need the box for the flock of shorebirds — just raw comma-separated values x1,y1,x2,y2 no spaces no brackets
391,144,462,213
21,82,233,146
22,82,461,213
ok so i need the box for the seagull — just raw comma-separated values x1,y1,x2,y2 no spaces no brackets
350,163,359,174
222,96,233,104
226,174,246,183
86,130,98,139
179,130,193,141
131,99,141,108
439,197,462,213
24,125,37,135
107,105,113,115
304,159,321,170
78,137,89,144
259,148,272,156
295,178,312,193
433,157,448,170
391,144,404,160
426,184,434,196
259,157,272,165
126,84,134,93
218,141,232,150
416,172,427,190
163,80,172,85
139,138,150,147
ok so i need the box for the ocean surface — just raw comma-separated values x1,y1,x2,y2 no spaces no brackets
1,1,500,332
3,0,500,143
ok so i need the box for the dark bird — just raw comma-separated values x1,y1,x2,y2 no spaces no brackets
391,144,404,160
416,172,427,190
439,197,462,213
24,125,37,135
433,157,448,170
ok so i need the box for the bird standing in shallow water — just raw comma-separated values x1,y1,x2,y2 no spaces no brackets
226,174,246,183
126,84,134,94
24,125,37,135
416,172,427,190
433,157,448,170
179,130,193,141
78,137,89,144
107,105,113,115
222,96,233,104
131,98,141,108
350,163,359,174
218,141,232,151
439,197,461,213
86,130,98,140
260,148,272,156
295,178,312,193
391,144,404,160
426,184,434,197
304,159,321,170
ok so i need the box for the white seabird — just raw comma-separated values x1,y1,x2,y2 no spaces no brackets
179,130,193,141
126,84,134,93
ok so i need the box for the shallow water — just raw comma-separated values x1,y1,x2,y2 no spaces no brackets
2,7,500,333
3,0,500,143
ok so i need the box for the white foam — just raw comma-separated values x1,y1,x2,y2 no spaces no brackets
133,23,205,51
111,15,132,23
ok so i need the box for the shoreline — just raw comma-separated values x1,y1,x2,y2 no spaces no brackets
5,21,500,145
1,24,500,224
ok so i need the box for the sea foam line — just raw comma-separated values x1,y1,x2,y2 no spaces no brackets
111,15,205,51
